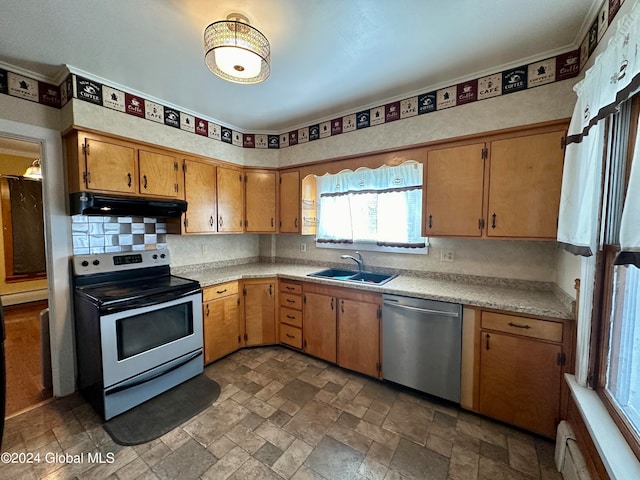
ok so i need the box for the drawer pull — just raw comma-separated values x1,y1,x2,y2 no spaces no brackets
508,322,531,329
286,333,295,339
216,288,228,294
286,315,296,319
286,286,295,290
286,299,296,303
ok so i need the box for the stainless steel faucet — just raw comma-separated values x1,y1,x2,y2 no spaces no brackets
340,251,364,272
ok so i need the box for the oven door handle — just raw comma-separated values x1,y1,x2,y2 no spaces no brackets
100,288,201,315
104,350,202,396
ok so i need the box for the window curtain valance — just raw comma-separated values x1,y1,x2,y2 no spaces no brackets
558,1,640,256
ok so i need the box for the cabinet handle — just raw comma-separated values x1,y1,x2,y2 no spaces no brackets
286,314,296,319
127,173,132,188
341,299,344,313
507,322,531,330
219,216,223,227
205,304,209,317
491,213,496,229
209,216,214,227
286,299,295,303
286,286,295,290
286,333,295,339
485,333,490,350
269,284,273,296
216,288,227,294
428,214,432,229
271,217,274,227
143,175,148,189
331,298,334,310
294,218,298,228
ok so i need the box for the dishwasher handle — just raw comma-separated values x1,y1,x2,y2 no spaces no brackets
383,301,460,317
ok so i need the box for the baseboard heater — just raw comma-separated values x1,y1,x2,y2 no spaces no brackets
555,420,592,480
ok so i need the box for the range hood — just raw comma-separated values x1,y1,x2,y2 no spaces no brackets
70,192,187,217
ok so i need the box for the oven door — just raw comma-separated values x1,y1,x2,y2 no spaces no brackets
99,291,203,389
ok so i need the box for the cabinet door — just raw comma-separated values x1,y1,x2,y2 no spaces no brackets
138,149,180,198
337,298,380,378
479,330,562,438
83,136,137,194
243,282,276,346
279,171,300,233
245,171,277,232
184,159,217,233
424,143,486,236
217,166,244,232
303,292,337,363
486,131,565,238
203,295,241,364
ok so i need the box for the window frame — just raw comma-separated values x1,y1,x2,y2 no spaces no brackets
592,94,640,461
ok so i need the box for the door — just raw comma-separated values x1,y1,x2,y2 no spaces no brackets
83,136,136,194
203,294,240,364
303,292,336,362
217,166,244,232
337,298,380,377
424,143,486,236
486,131,565,238
183,159,217,233
245,171,277,232
138,149,180,198
479,330,562,437
243,282,276,346
279,171,300,233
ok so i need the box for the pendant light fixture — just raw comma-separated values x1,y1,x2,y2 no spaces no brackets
204,13,270,84
23,158,42,180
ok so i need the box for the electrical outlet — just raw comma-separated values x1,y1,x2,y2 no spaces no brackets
440,249,454,262
202,244,209,255
300,242,307,253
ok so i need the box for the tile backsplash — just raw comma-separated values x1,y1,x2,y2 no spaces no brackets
71,215,167,254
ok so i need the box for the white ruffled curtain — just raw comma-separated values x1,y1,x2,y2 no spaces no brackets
316,162,425,247
557,1,640,387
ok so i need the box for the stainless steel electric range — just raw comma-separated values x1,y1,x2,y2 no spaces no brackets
72,250,203,420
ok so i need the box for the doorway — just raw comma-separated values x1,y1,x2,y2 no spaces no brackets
0,136,52,415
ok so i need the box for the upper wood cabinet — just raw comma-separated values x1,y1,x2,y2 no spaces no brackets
183,158,217,234
425,143,486,237
65,131,182,199
245,170,277,233
486,131,565,238
423,124,566,239
217,166,244,233
279,171,300,233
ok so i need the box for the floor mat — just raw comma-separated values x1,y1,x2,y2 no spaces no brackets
103,374,220,446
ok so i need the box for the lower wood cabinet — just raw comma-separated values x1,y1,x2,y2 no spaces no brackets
279,281,303,349
242,279,276,346
476,310,571,438
302,283,381,377
202,281,241,364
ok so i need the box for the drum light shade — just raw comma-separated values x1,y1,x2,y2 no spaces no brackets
204,14,270,84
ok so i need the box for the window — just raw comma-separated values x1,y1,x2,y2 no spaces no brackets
595,95,640,458
315,162,427,253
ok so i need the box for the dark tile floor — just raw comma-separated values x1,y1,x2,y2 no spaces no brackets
0,346,562,479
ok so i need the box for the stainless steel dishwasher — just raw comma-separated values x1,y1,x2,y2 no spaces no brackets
382,294,462,402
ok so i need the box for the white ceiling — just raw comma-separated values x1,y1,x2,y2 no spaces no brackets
1,0,599,133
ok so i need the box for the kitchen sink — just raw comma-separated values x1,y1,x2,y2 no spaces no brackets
307,268,397,285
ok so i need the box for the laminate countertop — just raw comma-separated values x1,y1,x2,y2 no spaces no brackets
174,262,574,320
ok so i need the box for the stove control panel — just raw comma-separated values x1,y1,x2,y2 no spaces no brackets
72,249,171,275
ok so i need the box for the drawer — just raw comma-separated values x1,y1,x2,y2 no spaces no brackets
280,282,302,295
279,323,302,349
481,311,563,343
202,281,238,302
280,293,302,310
280,307,302,328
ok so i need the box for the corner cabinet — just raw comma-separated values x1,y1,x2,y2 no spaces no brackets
476,310,573,438
65,130,182,199
423,122,567,239
244,170,277,233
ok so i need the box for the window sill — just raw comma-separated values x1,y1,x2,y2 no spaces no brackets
565,374,640,479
